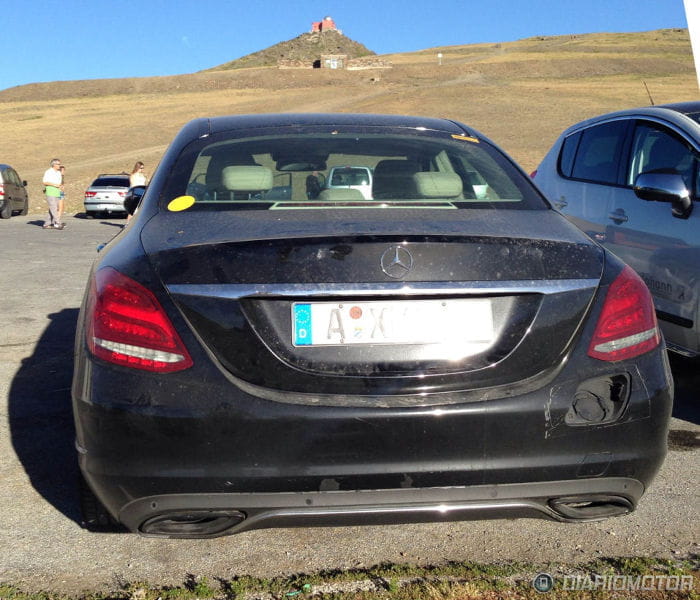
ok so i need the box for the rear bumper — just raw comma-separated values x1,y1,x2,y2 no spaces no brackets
113,478,643,538
84,201,126,213
73,341,673,538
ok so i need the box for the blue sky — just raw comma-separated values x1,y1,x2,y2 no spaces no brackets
0,0,691,91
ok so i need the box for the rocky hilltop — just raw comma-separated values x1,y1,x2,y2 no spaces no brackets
208,29,376,70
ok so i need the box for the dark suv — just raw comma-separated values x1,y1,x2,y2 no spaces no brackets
84,174,130,218
0,164,29,219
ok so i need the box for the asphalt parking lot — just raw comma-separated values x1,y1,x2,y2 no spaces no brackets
1,215,698,595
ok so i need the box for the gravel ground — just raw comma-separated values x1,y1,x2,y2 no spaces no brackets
1,216,697,595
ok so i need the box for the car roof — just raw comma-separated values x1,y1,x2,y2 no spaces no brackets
657,101,700,115
561,103,700,141
199,113,476,137
330,165,372,170
91,174,130,182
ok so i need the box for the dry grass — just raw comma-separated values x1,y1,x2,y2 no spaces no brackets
0,28,696,215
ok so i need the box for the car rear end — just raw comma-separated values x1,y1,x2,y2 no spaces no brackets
72,114,673,538
0,164,28,218
0,168,8,216
84,175,130,217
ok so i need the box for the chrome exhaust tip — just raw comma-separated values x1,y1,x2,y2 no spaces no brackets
549,495,633,520
140,510,245,537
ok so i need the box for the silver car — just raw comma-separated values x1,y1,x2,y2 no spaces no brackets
533,102,700,357
83,173,130,218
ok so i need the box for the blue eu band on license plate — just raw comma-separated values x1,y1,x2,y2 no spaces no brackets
293,304,313,346
292,299,494,347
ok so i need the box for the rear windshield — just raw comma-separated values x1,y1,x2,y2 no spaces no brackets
91,177,129,187
162,128,546,211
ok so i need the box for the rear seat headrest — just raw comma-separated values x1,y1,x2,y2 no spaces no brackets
412,172,463,198
372,159,420,198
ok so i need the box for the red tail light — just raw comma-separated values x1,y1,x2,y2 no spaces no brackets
0,183,4,195
529,169,537,178
588,266,660,361
84,191,97,198
85,267,193,372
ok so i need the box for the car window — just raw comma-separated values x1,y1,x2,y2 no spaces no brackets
569,120,629,185
4,168,18,185
330,167,370,186
92,177,129,187
166,129,546,212
627,121,699,197
557,131,581,178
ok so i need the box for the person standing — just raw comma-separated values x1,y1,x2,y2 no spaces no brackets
129,161,147,187
306,170,321,199
42,158,65,229
58,165,66,224
127,161,147,221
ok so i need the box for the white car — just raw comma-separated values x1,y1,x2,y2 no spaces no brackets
325,166,373,199
83,173,130,218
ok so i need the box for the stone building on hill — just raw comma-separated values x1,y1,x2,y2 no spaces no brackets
274,16,392,70
311,16,338,33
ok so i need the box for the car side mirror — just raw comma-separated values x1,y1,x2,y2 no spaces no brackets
633,172,693,219
124,185,146,215
22,180,28,187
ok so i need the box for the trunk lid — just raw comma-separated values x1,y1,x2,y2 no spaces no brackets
141,209,603,401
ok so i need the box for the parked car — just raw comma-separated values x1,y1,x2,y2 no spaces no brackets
73,113,672,538
0,164,29,219
533,102,700,358
325,165,373,199
83,173,130,217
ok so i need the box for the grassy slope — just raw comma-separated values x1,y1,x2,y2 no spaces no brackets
0,28,696,215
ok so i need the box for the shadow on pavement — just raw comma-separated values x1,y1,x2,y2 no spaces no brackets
8,308,81,524
100,221,127,229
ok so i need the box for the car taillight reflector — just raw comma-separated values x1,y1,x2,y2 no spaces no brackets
85,191,97,198
85,267,193,372
588,266,660,361
529,169,537,178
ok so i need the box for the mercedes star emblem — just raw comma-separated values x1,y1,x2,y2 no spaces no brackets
380,246,413,279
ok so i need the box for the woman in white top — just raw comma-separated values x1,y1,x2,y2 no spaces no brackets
127,162,147,221
129,161,147,187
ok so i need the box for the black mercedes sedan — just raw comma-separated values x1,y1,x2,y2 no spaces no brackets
72,113,673,538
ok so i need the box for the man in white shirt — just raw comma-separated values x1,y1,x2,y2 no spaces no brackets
42,158,65,229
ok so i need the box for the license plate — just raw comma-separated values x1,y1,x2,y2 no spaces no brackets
292,299,494,347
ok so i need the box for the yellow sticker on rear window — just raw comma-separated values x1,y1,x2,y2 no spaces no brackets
167,195,196,212
451,134,479,143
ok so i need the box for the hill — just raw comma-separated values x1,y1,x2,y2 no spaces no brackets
208,29,375,70
0,28,696,216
